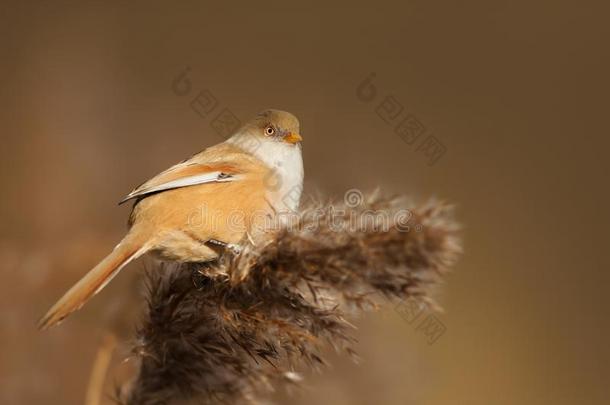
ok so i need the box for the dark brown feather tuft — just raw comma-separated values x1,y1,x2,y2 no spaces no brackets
119,194,461,404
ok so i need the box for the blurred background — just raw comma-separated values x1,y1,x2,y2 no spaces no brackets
1,1,609,404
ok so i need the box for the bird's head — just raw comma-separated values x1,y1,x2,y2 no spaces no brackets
242,109,302,145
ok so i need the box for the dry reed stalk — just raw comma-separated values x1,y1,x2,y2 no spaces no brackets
86,333,117,405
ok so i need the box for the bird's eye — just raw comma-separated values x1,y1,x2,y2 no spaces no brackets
264,125,276,136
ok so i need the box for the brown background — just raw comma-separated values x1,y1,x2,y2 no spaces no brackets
1,1,608,404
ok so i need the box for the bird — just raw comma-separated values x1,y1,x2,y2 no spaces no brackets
38,109,304,330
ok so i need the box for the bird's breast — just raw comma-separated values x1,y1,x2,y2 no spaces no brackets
264,153,303,213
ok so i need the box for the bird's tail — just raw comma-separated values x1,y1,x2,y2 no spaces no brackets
38,231,150,330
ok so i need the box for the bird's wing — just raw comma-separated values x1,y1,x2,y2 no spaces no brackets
119,159,241,204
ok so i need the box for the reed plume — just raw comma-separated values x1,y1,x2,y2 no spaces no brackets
119,193,461,404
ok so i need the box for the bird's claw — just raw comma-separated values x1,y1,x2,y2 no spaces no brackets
226,243,241,255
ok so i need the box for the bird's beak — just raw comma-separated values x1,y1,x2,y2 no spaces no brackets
283,132,303,144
